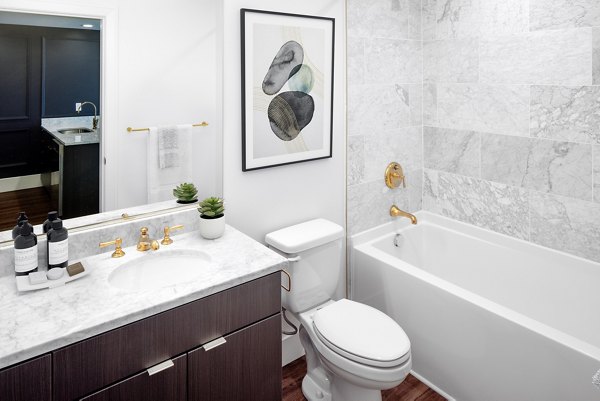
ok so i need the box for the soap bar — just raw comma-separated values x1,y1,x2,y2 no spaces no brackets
66,262,85,277
28,271,48,285
47,268,65,280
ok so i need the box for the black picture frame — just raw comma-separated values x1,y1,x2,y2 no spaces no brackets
241,8,335,171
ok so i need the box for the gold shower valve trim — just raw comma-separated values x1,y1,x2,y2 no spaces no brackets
385,162,406,189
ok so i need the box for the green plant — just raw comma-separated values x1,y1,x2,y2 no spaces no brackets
173,182,198,202
198,197,224,219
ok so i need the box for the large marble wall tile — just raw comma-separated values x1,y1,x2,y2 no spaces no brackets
423,39,478,83
593,28,600,85
347,180,410,235
409,84,423,126
348,84,411,135
530,0,600,30
481,134,593,200
432,0,480,39
594,145,600,202
347,0,409,39
347,37,365,85
530,85,600,144
480,29,592,85
530,192,600,263
408,0,422,40
422,0,437,41
423,83,438,125
408,168,423,212
479,0,529,36
363,126,423,182
437,84,530,136
348,135,365,186
365,38,423,84
424,126,480,177
423,169,530,238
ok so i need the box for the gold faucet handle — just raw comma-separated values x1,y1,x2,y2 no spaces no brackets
99,237,125,258
161,225,184,245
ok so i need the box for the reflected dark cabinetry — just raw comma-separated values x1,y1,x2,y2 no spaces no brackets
0,355,51,401
41,129,99,219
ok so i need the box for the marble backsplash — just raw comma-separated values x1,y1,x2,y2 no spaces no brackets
0,205,200,278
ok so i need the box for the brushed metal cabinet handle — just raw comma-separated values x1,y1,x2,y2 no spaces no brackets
147,359,174,376
202,337,227,351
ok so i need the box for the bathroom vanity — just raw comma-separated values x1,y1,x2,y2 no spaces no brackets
0,227,286,401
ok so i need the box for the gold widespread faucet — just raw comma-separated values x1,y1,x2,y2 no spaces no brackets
390,205,417,225
161,225,184,245
99,237,125,258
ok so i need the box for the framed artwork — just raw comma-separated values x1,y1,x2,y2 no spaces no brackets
241,8,335,171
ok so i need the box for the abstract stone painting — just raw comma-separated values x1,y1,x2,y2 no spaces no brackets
241,9,334,171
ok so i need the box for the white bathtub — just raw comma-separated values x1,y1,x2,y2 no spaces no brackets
351,212,600,401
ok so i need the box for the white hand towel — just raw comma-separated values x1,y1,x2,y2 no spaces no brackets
147,125,193,203
157,125,179,169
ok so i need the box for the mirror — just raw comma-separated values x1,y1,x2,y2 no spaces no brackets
0,1,223,237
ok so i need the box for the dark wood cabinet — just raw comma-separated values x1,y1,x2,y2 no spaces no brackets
53,273,281,401
188,314,282,401
60,141,99,219
0,354,51,401
80,354,187,401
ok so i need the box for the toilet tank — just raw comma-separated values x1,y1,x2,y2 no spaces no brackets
265,219,344,313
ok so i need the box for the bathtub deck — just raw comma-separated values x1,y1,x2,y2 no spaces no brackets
282,356,446,401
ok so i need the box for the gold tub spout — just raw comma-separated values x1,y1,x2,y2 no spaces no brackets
390,205,417,225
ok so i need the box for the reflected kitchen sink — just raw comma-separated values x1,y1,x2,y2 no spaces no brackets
108,249,213,291
57,127,94,134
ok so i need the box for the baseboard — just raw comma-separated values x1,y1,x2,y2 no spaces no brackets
0,174,44,193
410,370,455,401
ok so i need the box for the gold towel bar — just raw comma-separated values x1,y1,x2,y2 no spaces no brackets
127,121,209,133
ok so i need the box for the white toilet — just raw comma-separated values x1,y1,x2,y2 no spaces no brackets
266,219,411,401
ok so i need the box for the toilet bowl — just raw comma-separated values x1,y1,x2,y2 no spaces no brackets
265,219,412,401
297,300,411,401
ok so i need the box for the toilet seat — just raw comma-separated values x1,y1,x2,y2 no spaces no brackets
312,299,410,368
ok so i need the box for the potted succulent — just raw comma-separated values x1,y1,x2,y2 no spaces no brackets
198,197,225,239
173,182,198,204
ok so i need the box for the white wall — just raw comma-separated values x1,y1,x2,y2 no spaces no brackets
221,0,346,364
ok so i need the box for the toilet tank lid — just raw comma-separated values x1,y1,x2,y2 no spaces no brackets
265,219,344,254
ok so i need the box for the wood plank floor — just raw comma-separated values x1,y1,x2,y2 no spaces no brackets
283,357,446,401
0,187,53,231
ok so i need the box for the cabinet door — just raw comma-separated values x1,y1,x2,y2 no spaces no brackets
80,354,186,401
0,354,51,401
188,314,282,401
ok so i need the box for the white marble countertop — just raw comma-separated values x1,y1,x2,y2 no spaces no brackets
0,226,287,369
41,116,100,146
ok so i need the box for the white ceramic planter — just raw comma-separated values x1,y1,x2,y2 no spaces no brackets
198,215,225,239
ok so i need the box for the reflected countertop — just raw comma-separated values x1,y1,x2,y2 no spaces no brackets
41,116,100,146
0,226,287,369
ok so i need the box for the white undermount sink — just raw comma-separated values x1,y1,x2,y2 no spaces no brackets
108,249,212,291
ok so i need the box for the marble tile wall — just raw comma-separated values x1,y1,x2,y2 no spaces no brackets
421,0,600,262
347,0,424,235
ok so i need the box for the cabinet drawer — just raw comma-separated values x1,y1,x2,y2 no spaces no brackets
54,273,280,401
0,354,51,401
80,354,186,401
188,314,282,401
